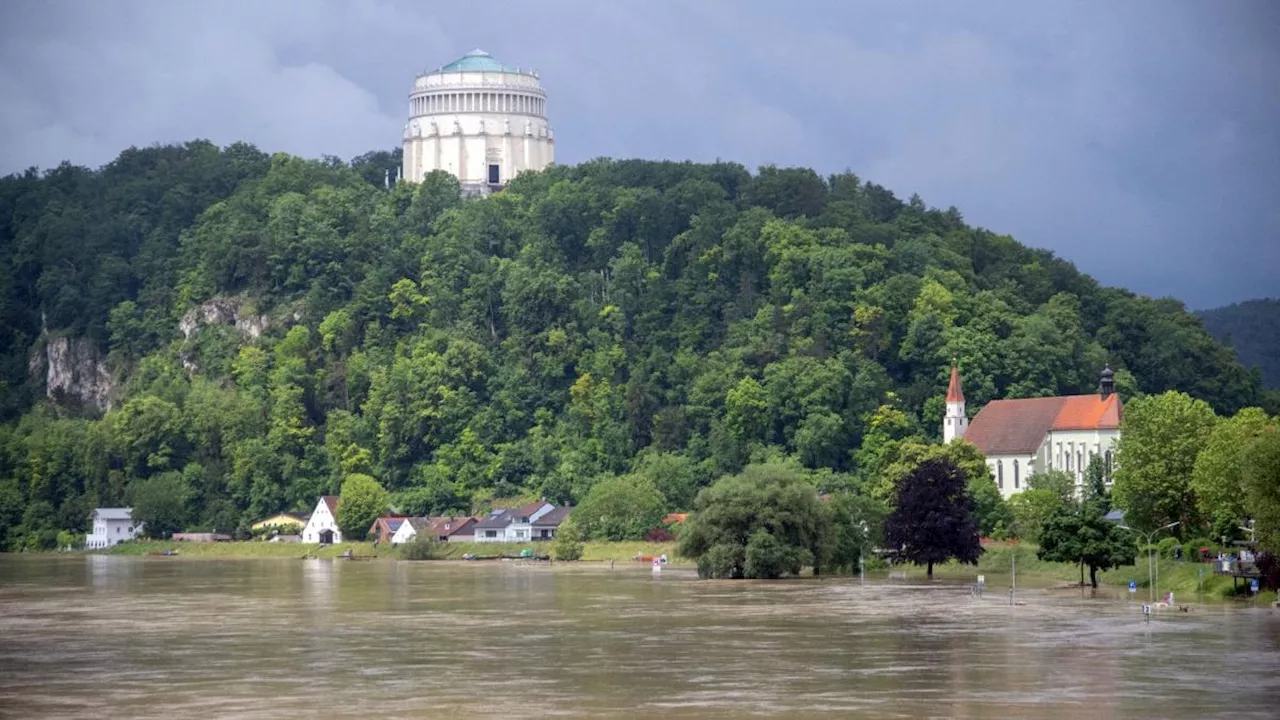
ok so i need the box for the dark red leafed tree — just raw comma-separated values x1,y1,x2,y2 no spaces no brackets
885,457,984,578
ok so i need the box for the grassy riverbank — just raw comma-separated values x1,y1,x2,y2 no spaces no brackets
79,538,1276,605
918,541,1276,604
100,539,682,565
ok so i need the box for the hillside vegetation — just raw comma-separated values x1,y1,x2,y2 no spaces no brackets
1198,299,1280,388
0,141,1270,548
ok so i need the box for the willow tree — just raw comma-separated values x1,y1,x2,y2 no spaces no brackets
677,463,831,580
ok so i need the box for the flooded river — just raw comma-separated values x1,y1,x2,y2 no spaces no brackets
1,556,1278,718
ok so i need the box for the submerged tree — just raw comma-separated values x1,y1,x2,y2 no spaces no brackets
1036,485,1136,588
884,457,982,578
677,463,831,579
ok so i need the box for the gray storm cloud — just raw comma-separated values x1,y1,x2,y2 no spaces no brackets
0,0,1275,309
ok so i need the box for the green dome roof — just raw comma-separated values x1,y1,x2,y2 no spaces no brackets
437,49,523,74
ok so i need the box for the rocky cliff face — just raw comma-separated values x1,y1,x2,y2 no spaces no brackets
37,336,115,412
179,297,270,341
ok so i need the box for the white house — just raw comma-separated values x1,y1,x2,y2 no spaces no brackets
947,365,1123,499
86,508,144,549
392,516,478,545
473,502,554,543
301,496,342,544
391,517,426,545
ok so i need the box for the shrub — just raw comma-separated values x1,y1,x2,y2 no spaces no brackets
643,526,675,543
401,537,438,561
552,518,584,561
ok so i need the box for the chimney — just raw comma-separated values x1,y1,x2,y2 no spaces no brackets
1100,365,1115,400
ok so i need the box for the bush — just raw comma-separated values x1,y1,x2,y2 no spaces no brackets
1157,536,1180,560
401,537,439,561
552,518,584,561
1183,537,1218,562
643,526,675,543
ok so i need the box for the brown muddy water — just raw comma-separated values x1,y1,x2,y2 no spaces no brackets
1,556,1278,719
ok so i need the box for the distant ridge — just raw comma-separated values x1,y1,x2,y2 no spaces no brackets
1198,298,1280,388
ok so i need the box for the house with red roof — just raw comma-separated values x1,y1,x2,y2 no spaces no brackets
302,495,342,544
946,365,1122,499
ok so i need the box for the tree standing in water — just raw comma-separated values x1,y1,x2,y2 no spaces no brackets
884,457,983,578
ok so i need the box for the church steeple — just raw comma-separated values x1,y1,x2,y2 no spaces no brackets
943,361,968,443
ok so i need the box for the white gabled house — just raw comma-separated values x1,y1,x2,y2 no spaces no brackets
301,496,342,544
473,502,554,543
86,508,144,549
391,517,426,545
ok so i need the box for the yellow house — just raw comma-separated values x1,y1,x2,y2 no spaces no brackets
251,512,308,532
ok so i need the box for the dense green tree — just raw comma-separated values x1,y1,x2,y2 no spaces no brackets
126,472,191,539
1197,299,1280,389
1028,469,1077,504
1243,428,1280,555
572,474,666,541
0,146,1268,548
824,491,886,574
335,473,389,541
678,464,831,579
1113,391,1218,534
1008,488,1068,543
1191,407,1272,537
884,457,983,578
1036,491,1136,588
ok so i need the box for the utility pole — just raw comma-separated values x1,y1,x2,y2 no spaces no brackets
1010,548,1017,606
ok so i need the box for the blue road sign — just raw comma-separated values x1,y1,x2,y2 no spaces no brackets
1251,578,1260,593
1129,581,1137,593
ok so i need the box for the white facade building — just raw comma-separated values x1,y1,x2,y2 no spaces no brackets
472,502,554,543
402,49,554,194
947,366,1122,500
301,496,342,544
86,508,144,549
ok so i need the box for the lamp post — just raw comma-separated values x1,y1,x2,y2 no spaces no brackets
1119,521,1180,603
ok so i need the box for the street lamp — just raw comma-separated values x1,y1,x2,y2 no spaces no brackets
1119,521,1180,604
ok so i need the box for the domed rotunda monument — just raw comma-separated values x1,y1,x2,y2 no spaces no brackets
401,49,555,194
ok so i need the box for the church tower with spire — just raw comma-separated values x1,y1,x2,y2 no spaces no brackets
943,363,968,443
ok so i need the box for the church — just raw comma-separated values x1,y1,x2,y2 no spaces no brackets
944,365,1122,499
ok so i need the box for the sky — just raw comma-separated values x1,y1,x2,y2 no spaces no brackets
0,1,1276,310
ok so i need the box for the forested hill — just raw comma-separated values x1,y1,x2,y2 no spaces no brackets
1197,299,1280,388
0,141,1268,547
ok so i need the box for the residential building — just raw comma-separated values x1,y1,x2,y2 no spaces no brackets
391,516,478,545
946,365,1123,499
531,506,572,540
301,496,342,544
251,512,309,533
473,501,554,543
85,508,144,549
368,516,410,544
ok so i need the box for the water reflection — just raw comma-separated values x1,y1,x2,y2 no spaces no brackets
1,556,1278,719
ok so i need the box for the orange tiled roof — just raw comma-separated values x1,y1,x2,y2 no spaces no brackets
965,394,1122,455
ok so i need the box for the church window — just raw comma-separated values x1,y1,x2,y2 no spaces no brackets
997,461,1004,489
1013,460,1020,489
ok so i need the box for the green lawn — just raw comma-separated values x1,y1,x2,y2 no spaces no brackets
86,538,1276,605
